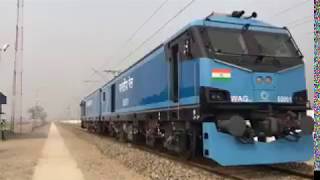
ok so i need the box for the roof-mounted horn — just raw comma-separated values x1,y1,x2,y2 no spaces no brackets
244,12,258,19
231,10,245,18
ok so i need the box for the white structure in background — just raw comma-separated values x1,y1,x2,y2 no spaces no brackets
61,120,81,124
307,110,314,119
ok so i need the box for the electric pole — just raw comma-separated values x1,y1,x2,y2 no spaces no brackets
11,0,24,133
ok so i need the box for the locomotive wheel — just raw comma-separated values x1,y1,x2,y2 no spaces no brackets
95,122,103,134
117,129,127,142
108,124,116,137
179,129,197,160
132,132,145,144
80,121,85,128
146,135,156,147
88,125,95,133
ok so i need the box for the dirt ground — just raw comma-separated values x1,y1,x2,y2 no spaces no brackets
56,123,149,180
32,123,85,180
0,123,50,180
0,122,148,180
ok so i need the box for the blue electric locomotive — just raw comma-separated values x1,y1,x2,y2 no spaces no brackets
80,11,314,166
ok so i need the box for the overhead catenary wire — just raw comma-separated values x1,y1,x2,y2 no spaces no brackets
94,0,307,80
93,0,170,75
112,0,196,70
88,0,309,88
84,0,169,93
120,0,169,49
91,68,108,81
286,15,313,26
289,19,313,29
268,0,310,19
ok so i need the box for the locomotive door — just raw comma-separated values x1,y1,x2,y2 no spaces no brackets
167,30,196,121
168,43,181,120
111,84,116,112
170,44,180,103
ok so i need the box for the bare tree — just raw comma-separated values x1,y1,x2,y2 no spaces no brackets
28,105,47,122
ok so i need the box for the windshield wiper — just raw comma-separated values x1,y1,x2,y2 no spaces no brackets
214,51,268,65
255,55,264,64
213,50,258,57
213,50,299,59
213,50,283,66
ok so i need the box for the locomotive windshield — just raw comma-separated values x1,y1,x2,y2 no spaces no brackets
203,27,303,72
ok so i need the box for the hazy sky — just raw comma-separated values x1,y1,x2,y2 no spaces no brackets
0,0,314,119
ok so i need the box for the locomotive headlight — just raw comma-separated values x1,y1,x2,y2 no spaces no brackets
210,93,222,101
265,76,273,84
293,90,307,105
215,92,225,101
209,90,228,102
256,76,263,84
203,88,231,103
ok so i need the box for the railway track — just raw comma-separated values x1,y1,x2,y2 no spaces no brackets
132,143,314,180
62,123,314,180
265,165,313,179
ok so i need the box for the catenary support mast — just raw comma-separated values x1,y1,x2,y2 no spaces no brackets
11,0,24,133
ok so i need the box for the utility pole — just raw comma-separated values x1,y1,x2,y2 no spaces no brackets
11,0,24,133
66,105,71,120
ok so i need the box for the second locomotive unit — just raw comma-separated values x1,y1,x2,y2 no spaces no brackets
81,11,313,166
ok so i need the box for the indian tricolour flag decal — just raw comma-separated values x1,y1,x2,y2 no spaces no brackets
212,69,232,80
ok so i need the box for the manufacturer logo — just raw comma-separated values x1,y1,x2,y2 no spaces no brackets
260,91,270,100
